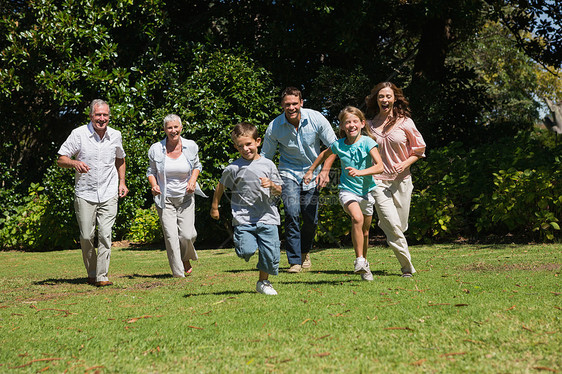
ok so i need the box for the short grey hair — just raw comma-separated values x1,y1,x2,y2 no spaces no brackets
163,114,182,127
89,99,110,115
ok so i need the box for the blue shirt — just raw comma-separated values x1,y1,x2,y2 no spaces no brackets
261,108,337,190
330,135,378,196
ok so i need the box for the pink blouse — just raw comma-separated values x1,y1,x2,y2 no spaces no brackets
368,117,426,181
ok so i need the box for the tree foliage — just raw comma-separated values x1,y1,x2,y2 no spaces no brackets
1,0,562,248
486,0,562,69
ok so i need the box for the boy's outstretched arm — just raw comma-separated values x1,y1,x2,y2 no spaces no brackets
210,182,225,220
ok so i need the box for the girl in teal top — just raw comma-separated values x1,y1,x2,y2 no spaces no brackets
304,106,383,281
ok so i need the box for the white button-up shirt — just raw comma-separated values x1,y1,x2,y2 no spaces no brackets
58,122,126,203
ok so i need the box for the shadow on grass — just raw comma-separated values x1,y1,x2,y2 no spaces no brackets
119,245,164,252
276,279,357,285
224,269,254,273
224,268,397,278
34,273,174,286
183,290,254,297
121,273,173,279
280,269,396,276
34,277,90,285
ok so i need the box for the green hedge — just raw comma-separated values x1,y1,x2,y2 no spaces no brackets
2,128,560,250
408,130,561,242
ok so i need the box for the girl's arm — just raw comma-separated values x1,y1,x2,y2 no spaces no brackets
346,147,384,177
303,148,333,185
210,182,225,220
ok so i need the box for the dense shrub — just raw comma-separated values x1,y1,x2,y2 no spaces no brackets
0,183,76,250
408,129,562,242
473,166,561,240
126,206,163,244
3,126,560,250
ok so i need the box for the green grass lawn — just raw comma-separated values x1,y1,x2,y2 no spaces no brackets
0,243,560,373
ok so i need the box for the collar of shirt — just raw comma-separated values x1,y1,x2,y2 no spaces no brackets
158,136,190,153
280,110,310,130
87,121,112,142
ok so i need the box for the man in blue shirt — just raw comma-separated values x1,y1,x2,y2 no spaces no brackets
261,87,337,273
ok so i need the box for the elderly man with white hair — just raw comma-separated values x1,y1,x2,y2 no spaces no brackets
57,99,128,287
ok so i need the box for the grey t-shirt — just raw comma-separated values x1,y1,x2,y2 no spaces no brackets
220,156,282,226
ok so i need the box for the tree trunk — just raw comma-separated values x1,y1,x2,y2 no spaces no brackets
411,14,453,83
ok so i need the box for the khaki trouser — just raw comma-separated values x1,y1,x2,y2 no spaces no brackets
371,178,416,274
156,194,198,277
74,195,118,282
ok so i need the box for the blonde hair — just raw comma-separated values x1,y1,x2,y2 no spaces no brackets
337,106,373,139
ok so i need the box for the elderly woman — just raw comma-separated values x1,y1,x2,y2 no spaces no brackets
147,114,205,277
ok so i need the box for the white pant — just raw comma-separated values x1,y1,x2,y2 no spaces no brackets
156,195,198,277
371,178,416,274
74,195,118,282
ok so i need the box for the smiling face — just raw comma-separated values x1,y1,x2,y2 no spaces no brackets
377,87,395,115
234,135,261,161
164,120,182,142
89,103,110,137
281,94,303,127
340,113,365,143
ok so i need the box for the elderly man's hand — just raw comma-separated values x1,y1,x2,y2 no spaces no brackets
119,183,129,198
74,160,90,173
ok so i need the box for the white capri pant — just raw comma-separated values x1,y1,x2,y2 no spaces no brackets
156,194,198,277
371,178,416,274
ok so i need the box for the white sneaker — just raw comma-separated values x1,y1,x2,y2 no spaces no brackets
256,280,278,295
354,257,369,274
361,262,374,281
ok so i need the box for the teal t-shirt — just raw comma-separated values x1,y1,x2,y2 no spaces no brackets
330,135,378,196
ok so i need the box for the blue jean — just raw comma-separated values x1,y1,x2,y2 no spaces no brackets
233,223,280,275
280,177,319,265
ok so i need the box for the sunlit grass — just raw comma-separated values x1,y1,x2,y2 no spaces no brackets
0,243,560,373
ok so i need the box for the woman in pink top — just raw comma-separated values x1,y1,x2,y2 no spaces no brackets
365,82,426,277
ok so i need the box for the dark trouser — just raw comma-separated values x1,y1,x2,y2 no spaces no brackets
281,177,319,265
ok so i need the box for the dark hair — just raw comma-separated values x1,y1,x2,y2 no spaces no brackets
365,82,411,128
280,86,302,102
231,122,259,142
